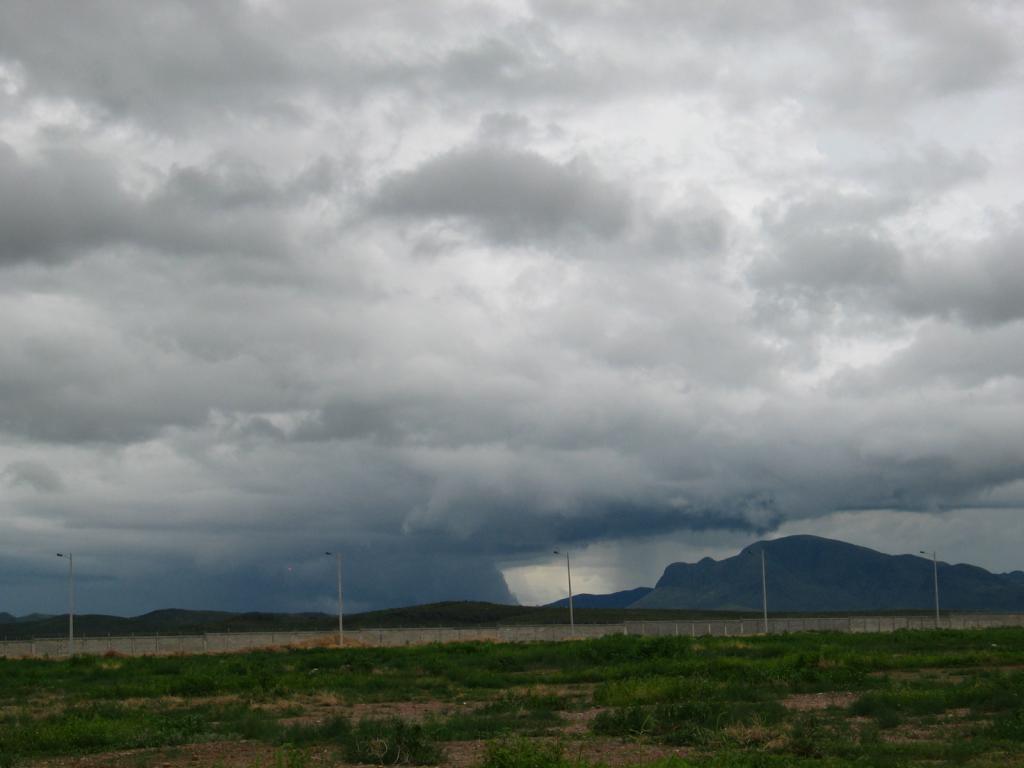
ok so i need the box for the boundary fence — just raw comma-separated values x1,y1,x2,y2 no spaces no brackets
2,613,1022,658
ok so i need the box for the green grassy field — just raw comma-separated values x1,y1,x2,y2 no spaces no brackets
1,627,1023,767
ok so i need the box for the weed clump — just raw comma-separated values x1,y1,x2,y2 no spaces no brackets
345,718,442,765
593,699,785,746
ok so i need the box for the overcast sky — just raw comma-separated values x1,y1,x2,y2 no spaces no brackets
2,1,1024,616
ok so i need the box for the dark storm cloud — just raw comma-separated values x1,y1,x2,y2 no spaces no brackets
2,1,1024,614
372,145,631,244
0,542,512,617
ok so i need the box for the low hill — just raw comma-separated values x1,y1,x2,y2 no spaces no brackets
0,609,336,641
1004,571,1024,587
0,601,778,640
0,612,55,625
633,535,1024,612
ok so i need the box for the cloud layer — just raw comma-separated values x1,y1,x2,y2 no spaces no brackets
2,1,1024,614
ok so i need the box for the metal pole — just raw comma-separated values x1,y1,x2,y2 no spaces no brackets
920,550,939,629
337,552,344,647
325,551,343,647
566,551,574,634
57,553,74,656
761,550,768,634
553,549,574,634
69,553,75,655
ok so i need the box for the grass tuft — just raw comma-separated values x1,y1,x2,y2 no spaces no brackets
479,737,570,768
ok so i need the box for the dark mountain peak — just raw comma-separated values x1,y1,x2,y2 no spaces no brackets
638,535,1024,612
0,612,14,624
545,587,653,609
759,534,887,557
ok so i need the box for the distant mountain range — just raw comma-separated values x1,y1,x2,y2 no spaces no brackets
0,603,753,640
4,536,1022,639
555,535,1024,612
0,612,54,624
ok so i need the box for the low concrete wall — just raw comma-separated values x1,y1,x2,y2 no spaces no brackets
624,613,1024,638
342,623,625,647
3,614,1023,658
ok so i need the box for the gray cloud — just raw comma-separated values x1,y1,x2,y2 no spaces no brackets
0,0,300,127
755,201,1024,330
0,144,130,265
897,226,1024,327
0,143,333,267
372,145,631,244
2,460,64,493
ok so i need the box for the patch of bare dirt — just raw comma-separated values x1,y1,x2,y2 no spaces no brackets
870,668,967,683
878,710,981,744
272,692,486,728
349,699,476,721
439,740,488,768
511,682,597,697
781,691,858,711
32,740,283,768
31,736,688,768
870,664,1024,684
880,723,944,744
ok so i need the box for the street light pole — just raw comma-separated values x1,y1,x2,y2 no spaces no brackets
760,549,768,634
745,547,769,633
553,550,574,633
56,553,74,656
325,551,343,647
920,550,940,628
